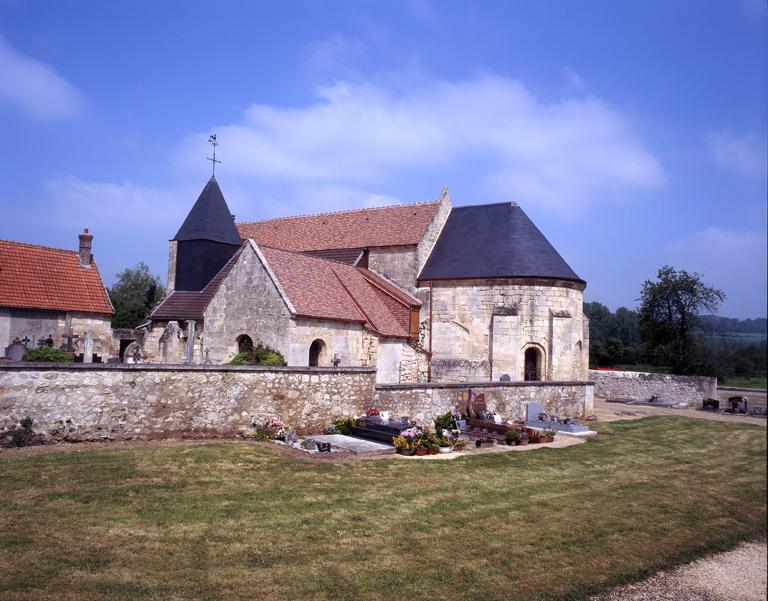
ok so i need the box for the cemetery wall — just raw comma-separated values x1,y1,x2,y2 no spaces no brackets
0,363,376,443
374,380,594,423
589,369,717,405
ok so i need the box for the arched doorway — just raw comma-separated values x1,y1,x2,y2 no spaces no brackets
524,347,542,381
309,339,327,367
236,335,253,354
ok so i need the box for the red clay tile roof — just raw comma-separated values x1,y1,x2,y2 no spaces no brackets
0,239,113,315
237,200,441,252
258,244,417,338
149,246,243,321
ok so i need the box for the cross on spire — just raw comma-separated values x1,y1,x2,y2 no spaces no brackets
206,133,221,176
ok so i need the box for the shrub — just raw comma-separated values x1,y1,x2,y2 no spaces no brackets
21,347,73,362
433,411,456,433
10,416,34,447
325,417,356,435
228,343,286,366
505,429,522,444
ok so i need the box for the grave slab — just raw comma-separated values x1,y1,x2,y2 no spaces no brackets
307,434,395,455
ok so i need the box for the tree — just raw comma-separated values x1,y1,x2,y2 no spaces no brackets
638,265,725,374
109,263,166,328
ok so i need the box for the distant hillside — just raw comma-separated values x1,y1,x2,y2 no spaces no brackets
699,316,767,346
700,315,767,334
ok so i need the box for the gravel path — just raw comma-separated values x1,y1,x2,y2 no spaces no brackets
593,397,767,427
592,542,767,601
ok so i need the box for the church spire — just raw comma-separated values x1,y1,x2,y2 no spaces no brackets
174,177,241,244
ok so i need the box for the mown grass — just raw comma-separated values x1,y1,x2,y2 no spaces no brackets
0,417,765,601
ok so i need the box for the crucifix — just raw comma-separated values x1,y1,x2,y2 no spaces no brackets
207,133,221,175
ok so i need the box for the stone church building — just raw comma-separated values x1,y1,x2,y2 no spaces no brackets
142,177,589,384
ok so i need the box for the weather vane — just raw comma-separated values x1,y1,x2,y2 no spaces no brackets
207,133,221,176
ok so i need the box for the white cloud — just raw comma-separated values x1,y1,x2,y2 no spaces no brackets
562,67,586,93
177,74,664,212
707,130,766,177
0,37,83,120
665,227,768,317
43,176,188,232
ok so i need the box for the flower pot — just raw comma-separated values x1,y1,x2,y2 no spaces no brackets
414,449,428,456
428,448,439,455
438,447,452,454
519,439,529,445
402,449,415,456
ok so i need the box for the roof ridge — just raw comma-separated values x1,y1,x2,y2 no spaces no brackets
452,201,519,210
237,198,441,225
255,242,361,269
0,238,79,255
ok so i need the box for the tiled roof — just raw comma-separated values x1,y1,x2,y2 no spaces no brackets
0,239,113,314
258,244,417,338
237,200,441,252
149,247,242,321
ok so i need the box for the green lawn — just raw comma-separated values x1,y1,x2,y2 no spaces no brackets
720,375,767,390
0,417,765,601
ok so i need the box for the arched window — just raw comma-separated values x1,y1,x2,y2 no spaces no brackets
524,347,542,381
309,339,328,367
237,335,253,354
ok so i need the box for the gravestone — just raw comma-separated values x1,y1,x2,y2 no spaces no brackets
83,331,93,364
3,342,26,362
526,401,545,423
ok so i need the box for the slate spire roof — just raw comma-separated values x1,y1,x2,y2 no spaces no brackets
174,176,242,244
418,202,584,284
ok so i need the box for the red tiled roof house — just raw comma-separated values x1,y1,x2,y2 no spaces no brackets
0,231,114,361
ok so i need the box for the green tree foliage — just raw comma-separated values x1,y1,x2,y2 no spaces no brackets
584,302,641,367
108,263,166,328
638,266,725,374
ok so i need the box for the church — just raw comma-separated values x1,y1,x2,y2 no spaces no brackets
140,176,589,384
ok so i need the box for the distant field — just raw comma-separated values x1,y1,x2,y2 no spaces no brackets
702,332,767,346
720,376,767,390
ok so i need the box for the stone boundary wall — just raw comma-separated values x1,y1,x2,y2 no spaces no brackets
0,363,376,443
589,369,717,405
374,380,594,424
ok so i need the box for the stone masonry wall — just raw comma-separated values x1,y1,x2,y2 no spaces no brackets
367,245,419,293
375,380,594,424
204,243,293,364
589,369,718,405
425,279,588,383
0,364,376,443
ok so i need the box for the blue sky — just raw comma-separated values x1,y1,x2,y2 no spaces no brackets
1,0,766,318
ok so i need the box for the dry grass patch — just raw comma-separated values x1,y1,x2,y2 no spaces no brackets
0,416,765,601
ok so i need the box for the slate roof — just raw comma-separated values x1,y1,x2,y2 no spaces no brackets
418,202,584,284
236,200,441,252
258,244,419,338
149,247,242,321
0,239,114,314
174,176,242,244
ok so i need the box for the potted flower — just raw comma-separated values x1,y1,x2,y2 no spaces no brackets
414,439,428,456
543,428,556,443
505,429,521,445
519,431,530,445
438,436,453,454
393,435,414,455
366,407,381,422
452,438,468,451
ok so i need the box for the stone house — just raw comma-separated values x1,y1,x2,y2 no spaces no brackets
0,231,114,361
144,177,589,384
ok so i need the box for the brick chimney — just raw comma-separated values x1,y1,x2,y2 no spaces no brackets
78,228,93,266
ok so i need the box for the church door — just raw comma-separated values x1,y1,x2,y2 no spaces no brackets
524,347,541,381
